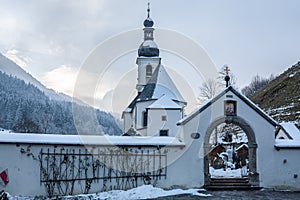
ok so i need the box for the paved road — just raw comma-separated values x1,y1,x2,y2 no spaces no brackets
149,190,300,200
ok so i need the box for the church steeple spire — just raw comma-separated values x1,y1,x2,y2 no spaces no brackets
138,3,159,57
147,2,150,18
136,3,161,93
143,3,154,28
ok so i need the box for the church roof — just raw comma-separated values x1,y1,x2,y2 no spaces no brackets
177,86,278,126
278,122,300,140
147,95,182,109
125,65,186,113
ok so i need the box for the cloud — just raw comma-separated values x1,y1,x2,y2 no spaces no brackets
41,65,79,96
0,1,113,77
1,0,300,111
4,49,30,69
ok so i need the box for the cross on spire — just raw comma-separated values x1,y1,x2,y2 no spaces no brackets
143,3,154,28
147,2,150,18
224,65,230,76
224,64,231,87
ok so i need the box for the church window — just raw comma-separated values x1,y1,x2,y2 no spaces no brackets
159,130,169,136
161,115,167,121
143,111,148,127
146,65,152,76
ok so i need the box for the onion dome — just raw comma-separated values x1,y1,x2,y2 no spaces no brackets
138,40,159,57
144,17,154,27
138,3,159,57
144,3,154,27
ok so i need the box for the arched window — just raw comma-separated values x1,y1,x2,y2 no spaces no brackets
146,65,152,77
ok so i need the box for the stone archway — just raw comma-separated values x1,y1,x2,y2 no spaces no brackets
204,116,259,187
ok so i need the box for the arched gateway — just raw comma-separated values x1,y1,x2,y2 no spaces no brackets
177,85,279,189
204,116,259,187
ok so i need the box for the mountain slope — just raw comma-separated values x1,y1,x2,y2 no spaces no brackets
0,69,122,135
0,53,71,102
251,62,300,127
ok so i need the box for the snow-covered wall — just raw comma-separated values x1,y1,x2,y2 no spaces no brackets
1,87,300,196
0,134,186,196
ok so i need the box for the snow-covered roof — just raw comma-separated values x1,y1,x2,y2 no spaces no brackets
125,65,186,113
279,122,300,140
123,107,132,113
275,139,300,149
147,95,182,109
0,133,184,147
150,65,185,102
177,86,277,126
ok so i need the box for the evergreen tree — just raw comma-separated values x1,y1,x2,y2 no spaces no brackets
0,72,122,135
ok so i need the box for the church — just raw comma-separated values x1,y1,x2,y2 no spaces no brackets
0,5,300,196
122,9,300,191
122,7,186,138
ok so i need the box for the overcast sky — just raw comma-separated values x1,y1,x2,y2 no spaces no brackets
1,0,300,113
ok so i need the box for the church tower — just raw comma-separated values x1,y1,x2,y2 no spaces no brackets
136,3,161,93
122,4,186,137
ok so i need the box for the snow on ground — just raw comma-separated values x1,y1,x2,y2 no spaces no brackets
0,127,12,134
6,185,211,200
210,167,247,178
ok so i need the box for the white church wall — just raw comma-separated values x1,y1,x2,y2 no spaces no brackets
156,139,203,189
160,107,216,188
193,106,217,186
228,91,277,188
175,89,300,190
170,112,206,187
135,100,155,132
147,109,182,137
268,148,300,190
123,112,133,133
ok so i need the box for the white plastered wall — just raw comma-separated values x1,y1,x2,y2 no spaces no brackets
147,109,182,137
173,89,300,190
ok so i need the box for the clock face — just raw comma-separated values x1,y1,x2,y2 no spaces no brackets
146,32,152,38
